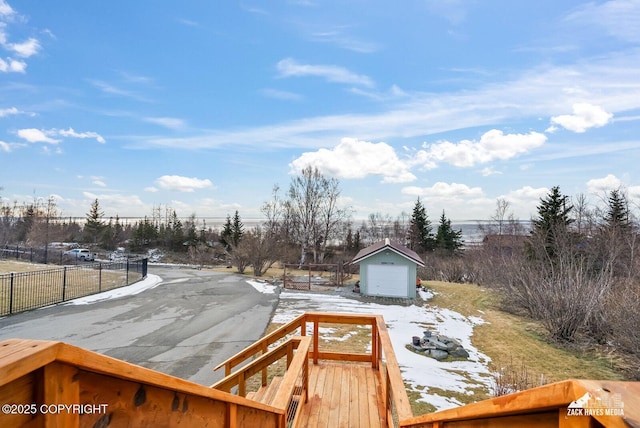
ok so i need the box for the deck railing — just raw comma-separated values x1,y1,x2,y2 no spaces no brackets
399,378,639,428
0,338,285,428
211,336,310,427
213,311,413,428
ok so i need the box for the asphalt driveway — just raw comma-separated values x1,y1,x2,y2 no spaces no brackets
0,266,279,386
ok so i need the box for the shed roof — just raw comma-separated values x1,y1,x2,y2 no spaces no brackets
352,238,425,267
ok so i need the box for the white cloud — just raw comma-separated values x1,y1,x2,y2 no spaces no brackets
586,174,622,193
501,186,549,208
155,175,214,192
0,56,26,73
7,37,40,58
82,192,146,213
565,0,640,44
308,29,379,53
550,103,613,133
144,187,159,193
17,128,59,144
0,140,10,152
0,1,15,17
59,127,106,143
260,88,303,101
417,130,547,168
277,58,374,87
138,49,640,153
17,127,105,144
143,117,186,130
402,182,484,198
290,137,416,183
0,106,19,117
480,167,502,176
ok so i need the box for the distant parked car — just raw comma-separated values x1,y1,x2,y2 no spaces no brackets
63,248,95,261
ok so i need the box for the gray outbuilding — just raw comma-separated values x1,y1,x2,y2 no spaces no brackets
352,238,425,299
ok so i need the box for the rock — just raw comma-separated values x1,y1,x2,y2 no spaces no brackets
410,344,425,352
451,346,469,358
432,340,450,351
423,330,432,338
445,341,458,351
412,336,421,346
429,349,449,361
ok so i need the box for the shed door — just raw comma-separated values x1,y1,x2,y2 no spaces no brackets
367,264,408,297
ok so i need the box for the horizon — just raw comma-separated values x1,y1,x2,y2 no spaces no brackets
1,1,639,221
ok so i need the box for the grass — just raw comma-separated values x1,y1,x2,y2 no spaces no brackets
423,280,626,385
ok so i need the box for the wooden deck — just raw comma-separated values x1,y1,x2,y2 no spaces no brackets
2,312,639,427
300,362,385,428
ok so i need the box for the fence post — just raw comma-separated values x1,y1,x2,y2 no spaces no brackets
62,267,67,302
9,272,14,315
126,260,129,285
15,245,18,260
98,263,102,292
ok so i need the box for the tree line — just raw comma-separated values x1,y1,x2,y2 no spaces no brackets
1,167,462,268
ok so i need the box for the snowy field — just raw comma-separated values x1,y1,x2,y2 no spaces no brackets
248,280,493,411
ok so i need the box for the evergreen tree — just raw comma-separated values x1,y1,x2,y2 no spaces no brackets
435,210,464,255
220,215,233,251
84,198,105,244
353,230,361,252
220,210,244,251
604,189,630,231
232,210,244,245
530,186,574,258
169,210,184,251
407,198,434,253
131,217,158,250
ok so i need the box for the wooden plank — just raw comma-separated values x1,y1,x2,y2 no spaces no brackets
303,363,328,427
326,365,342,428
43,362,80,428
338,364,352,428
261,376,282,405
316,364,335,428
0,372,41,428
348,365,363,428
0,340,60,386
366,361,383,428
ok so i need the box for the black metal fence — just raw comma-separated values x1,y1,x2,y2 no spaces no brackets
1,245,100,265
0,258,148,316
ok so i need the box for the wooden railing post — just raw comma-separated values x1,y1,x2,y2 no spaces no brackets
313,318,319,365
43,362,80,428
372,318,378,369
262,341,268,386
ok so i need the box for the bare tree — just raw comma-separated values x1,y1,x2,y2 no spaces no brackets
285,166,349,265
233,226,277,276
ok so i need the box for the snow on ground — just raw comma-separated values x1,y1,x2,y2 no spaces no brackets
66,274,163,305
246,279,278,294
267,285,493,411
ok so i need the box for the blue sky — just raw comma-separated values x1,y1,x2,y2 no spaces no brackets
1,0,639,222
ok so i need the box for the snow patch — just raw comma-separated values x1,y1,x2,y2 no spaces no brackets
274,290,493,411
66,274,163,305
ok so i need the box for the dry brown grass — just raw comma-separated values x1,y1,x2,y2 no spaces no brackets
0,260,55,273
424,281,625,384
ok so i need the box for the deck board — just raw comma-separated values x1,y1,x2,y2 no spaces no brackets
298,362,384,428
